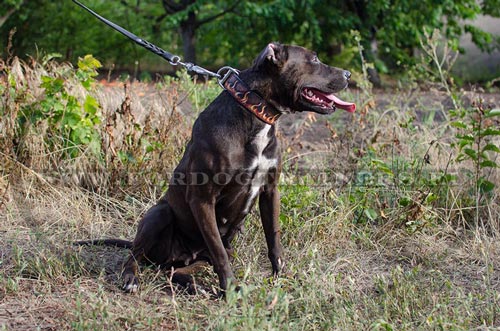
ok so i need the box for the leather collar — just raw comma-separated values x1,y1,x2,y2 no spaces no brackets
222,71,282,125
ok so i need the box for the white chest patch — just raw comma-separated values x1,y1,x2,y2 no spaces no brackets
242,124,277,214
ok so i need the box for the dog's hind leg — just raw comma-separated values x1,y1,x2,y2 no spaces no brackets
169,260,211,295
122,254,141,293
122,200,174,293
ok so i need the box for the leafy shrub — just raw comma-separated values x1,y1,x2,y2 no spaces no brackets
1,55,192,191
343,29,499,233
24,55,102,158
1,54,103,162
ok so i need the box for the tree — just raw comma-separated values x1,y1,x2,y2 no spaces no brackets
160,0,239,63
0,0,164,66
1,0,497,75
0,0,25,28
155,0,498,72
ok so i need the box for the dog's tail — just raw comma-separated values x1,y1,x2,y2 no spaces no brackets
73,239,133,249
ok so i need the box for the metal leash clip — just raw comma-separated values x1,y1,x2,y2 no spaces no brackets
217,66,240,89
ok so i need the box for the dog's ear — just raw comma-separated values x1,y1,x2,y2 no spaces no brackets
253,42,285,69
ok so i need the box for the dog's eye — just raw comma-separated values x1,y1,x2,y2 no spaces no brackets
311,56,320,64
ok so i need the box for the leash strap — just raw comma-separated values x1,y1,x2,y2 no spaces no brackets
72,0,220,78
73,0,281,124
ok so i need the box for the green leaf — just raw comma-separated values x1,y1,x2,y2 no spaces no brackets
458,140,471,149
77,55,102,72
425,193,438,204
8,73,16,88
117,151,135,164
456,134,474,141
480,160,497,168
463,148,478,161
42,53,62,65
63,112,81,127
482,143,500,153
364,208,378,221
88,138,102,157
399,196,412,207
450,121,467,129
371,159,393,176
83,95,99,116
70,126,92,144
40,76,64,94
486,108,500,117
478,179,495,193
439,174,457,183
480,128,500,137
66,96,79,112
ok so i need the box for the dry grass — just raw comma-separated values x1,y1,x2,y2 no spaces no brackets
1,56,499,330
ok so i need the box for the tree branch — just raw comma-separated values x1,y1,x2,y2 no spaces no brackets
195,1,239,28
162,0,193,15
0,0,26,28
0,7,16,28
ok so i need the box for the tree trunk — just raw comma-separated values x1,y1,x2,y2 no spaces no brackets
180,10,197,63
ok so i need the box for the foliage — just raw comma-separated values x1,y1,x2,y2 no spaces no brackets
0,1,170,68
169,69,221,113
451,103,500,222
0,0,24,28
0,54,214,191
346,142,451,233
1,53,103,163
16,55,102,158
417,29,460,108
418,27,500,224
344,26,499,232
1,0,497,75
173,0,499,71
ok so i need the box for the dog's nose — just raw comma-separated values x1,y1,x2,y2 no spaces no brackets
344,70,351,80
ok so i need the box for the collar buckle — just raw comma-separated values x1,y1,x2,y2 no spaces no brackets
217,66,240,89
218,68,282,125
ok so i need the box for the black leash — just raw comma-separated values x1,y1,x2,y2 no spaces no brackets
72,0,237,83
72,0,282,125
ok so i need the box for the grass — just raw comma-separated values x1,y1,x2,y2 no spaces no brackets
0,53,499,330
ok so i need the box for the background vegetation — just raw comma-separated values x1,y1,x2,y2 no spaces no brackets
1,1,499,330
1,0,499,80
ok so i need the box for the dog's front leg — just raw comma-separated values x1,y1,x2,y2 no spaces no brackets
189,198,234,292
259,184,284,277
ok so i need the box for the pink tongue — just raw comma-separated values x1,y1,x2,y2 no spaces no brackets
328,94,356,113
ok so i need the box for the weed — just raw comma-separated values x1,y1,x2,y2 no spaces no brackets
418,29,459,110
15,54,102,159
450,101,500,224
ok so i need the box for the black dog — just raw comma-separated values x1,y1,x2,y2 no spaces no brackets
78,42,355,294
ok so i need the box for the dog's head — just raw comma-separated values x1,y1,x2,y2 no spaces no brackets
253,42,356,114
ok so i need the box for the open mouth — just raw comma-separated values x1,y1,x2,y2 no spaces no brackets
301,87,356,113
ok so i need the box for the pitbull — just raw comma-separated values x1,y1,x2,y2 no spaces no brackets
78,42,355,294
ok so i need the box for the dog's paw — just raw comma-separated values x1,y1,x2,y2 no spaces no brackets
272,257,285,277
185,283,209,296
216,281,241,299
122,273,139,293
